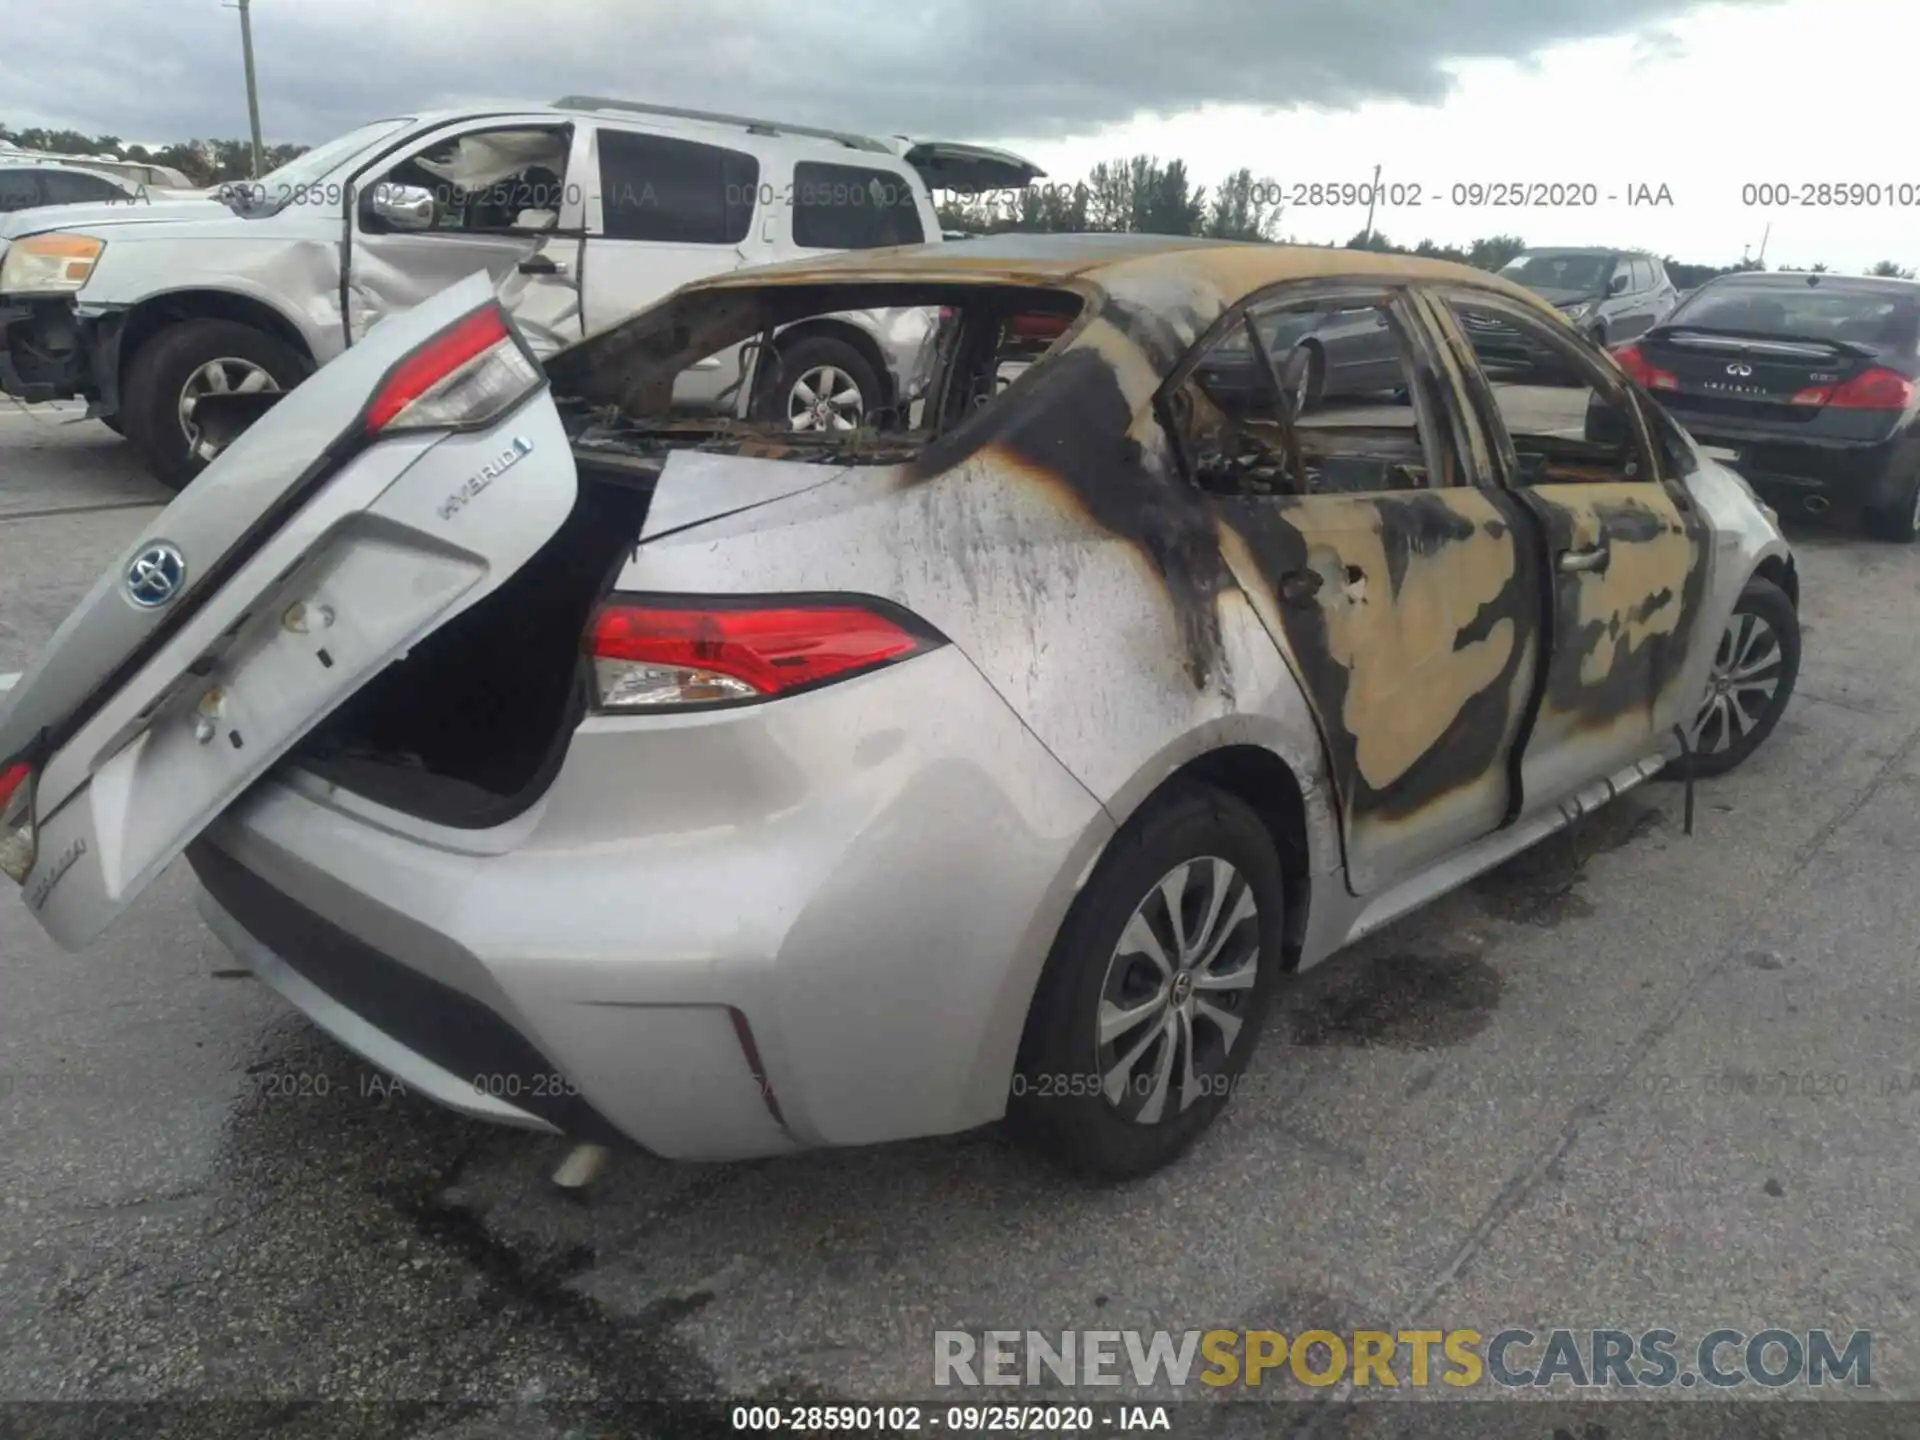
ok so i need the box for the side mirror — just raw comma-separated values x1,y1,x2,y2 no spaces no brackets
366,182,436,231
1608,273,1629,295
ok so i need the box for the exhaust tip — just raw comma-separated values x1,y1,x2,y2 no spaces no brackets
1803,495,1831,514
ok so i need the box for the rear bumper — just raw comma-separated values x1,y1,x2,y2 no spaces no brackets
192,645,1110,1161
0,297,122,414
1665,411,1917,510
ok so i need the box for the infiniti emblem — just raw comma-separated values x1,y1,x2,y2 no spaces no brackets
1726,362,1753,376
125,541,186,608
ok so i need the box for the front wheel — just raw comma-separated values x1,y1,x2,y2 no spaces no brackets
1673,576,1800,779
121,318,308,491
1008,783,1285,1180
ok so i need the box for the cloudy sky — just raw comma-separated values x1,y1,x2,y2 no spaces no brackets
9,0,1917,270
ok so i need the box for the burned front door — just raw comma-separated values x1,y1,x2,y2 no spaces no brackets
1424,288,1711,813
1171,285,1545,894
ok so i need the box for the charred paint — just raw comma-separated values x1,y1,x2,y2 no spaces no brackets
1527,486,1708,725
1213,487,1541,827
1096,293,1218,376
915,344,1237,690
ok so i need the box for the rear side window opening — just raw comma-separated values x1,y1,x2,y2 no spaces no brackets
546,280,1089,469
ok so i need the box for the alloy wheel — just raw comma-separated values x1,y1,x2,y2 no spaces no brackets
1689,607,1786,756
177,357,280,447
786,364,865,431
1094,857,1261,1125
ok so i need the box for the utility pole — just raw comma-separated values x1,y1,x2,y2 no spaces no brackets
230,0,265,177
1757,222,1771,267
1363,162,1381,246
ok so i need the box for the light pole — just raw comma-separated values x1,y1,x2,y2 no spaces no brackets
1363,162,1381,246
227,0,266,177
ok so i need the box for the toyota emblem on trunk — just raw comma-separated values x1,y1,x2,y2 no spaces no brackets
125,542,187,608
1726,362,1753,376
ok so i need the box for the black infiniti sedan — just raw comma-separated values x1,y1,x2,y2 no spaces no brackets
1608,271,1920,540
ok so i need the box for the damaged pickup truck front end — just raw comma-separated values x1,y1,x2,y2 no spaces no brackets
0,232,128,412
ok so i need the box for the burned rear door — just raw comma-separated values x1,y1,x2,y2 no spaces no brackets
1424,286,1712,813
1168,283,1545,895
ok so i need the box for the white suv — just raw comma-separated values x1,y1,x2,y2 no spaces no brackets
0,97,1038,487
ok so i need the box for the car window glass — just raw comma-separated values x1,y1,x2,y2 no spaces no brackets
1672,285,1920,350
1437,293,1652,486
1499,252,1612,291
791,162,925,249
597,130,756,244
1630,259,1655,291
39,171,125,204
376,127,573,234
0,170,40,210
1164,294,1451,497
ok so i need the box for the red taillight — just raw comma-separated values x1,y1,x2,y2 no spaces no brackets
0,761,36,885
0,763,28,813
1796,366,1918,410
363,303,540,435
1613,343,1677,391
1006,312,1069,340
586,597,941,710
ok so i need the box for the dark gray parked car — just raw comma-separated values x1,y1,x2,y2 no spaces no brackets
0,163,138,213
1464,247,1680,374
1193,301,1403,412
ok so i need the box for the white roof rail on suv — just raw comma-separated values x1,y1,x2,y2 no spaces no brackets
551,95,894,155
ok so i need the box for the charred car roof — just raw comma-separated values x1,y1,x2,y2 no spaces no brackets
550,234,1576,410
682,233,1567,312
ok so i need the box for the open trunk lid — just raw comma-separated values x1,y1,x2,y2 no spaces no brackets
0,270,579,949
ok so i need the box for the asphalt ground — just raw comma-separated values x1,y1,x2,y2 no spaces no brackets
1,393,1916,1439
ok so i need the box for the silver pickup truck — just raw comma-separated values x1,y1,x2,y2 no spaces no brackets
0,96,1037,488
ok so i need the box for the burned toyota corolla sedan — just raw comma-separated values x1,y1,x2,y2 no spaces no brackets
0,235,1799,1178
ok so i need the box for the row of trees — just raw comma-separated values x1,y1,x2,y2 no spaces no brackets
10,124,1916,281
933,154,1918,283
0,124,306,186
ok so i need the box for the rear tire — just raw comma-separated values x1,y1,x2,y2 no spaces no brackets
121,318,308,491
1008,782,1285,1181
1862,472,1920,542
1669,576,1800,779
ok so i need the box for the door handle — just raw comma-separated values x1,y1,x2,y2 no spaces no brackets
1558,544,1610,573
518,255,565,275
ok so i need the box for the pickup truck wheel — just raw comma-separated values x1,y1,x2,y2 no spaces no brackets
1008,782,1285,1180
752,336,882,433
122,319,307,490
1669,576,1800,780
